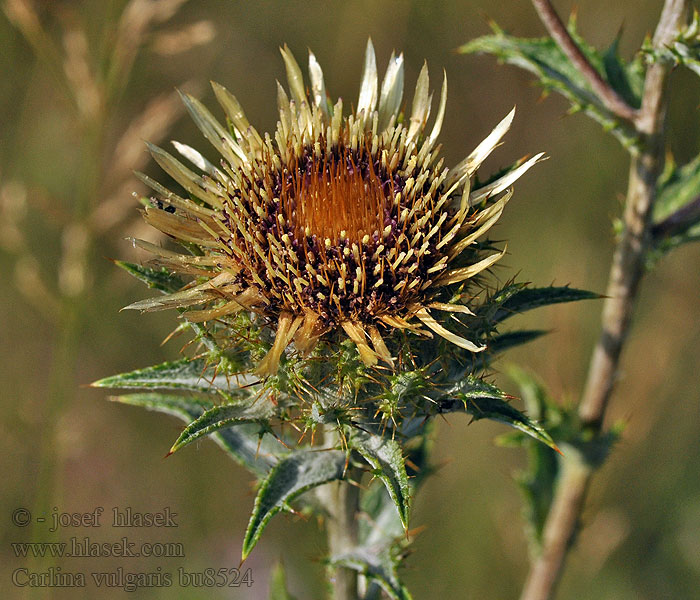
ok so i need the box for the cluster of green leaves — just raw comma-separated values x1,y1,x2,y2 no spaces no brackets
461,15,700,269
93,258,597,598
641,10,700,76
460,11,700,562
649,154,700,265
498,368,622,553
460,17,644,149
644,9,700,265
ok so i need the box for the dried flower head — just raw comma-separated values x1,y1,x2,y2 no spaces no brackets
128,40,543,375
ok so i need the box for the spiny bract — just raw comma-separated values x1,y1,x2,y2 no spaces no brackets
128,40,543,377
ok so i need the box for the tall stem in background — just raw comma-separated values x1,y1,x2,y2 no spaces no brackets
520,1,690,599
30,119,101,551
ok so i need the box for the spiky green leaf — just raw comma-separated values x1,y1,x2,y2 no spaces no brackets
329,551,413,600
507,366,555,422
114,259,221,354
460,20,642,148
506,367,560,550
112,391,214,416
354,446,427,600
441,377,558,451
360,479,406,548
492,286,600,323
92,358,253,394
650,154,700,263
488,329,548,355
114,260,183,293
242,450,347,560
169,400,275,454
641,10,700,77
110,393,279,476
517,438,559,552
349,430,410,531
603,35,644,108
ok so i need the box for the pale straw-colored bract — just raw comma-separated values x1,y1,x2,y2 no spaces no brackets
127,40,544,375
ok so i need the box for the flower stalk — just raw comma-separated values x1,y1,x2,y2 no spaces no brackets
530,0,639,123
318,427,360,600
520,2,691,599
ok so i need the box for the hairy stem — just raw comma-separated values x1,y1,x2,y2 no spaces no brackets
580,0,688,426
318,428,360,600
531,0,638,122
520,2,690,599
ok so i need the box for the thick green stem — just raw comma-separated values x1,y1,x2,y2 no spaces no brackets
318,428,360,600
325,478,360,600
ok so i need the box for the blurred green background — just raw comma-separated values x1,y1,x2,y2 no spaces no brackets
1,1,699,598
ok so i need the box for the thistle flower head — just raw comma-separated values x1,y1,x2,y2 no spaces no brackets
128,40,543,376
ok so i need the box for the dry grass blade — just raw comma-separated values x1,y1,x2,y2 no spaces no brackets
14,254,60,320
94,83,199,232
151,20,215,56
58,222,90,298
0,180,28,252
4,0,77,105
108,0,189,95
61,24,102,122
